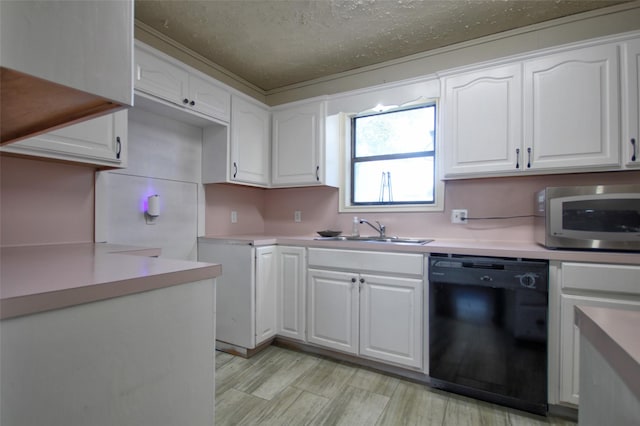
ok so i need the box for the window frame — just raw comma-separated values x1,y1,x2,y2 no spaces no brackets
338,101,443,213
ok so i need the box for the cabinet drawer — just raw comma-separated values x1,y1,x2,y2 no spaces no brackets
561,262,640,295
308,248,423,276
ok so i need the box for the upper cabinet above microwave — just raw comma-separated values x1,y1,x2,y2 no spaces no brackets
442,42,622,179
0,0,133,144
622,38,640,169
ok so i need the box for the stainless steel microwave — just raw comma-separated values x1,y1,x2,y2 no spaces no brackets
535,184,640,251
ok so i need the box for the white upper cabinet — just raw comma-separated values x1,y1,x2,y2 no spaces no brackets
134,42,230,123
442,41,624,178
1,110,128,168
523,43,620,171
229,96,271,186
0,0,132,106
272,99,335,187
442,63,522,176
622,38,640,168
201,95,270,188
0,0,132,144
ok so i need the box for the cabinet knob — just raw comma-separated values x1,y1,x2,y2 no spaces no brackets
190,100,195,106
351,277,357,283
359,278,365,284
183,98,189,104
632,138,637,162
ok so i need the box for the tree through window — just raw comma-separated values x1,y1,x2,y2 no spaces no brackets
351,104,436,206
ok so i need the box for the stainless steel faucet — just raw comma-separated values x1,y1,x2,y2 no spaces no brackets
359,219,386,238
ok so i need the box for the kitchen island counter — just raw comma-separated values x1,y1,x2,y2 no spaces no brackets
1,243,220,425
0,242,221,319
575,306,640,424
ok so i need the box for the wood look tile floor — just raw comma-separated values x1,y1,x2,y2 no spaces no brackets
215,345,577,426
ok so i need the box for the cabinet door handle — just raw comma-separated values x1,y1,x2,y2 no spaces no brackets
190,100,195,106
183,98,189,104
527,147,532,168
316,166,320,181
115,136,121,159
233,162,238,178
515,148,520,169
632,138,637,162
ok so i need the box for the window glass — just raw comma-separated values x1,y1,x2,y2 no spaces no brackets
351,104,436,206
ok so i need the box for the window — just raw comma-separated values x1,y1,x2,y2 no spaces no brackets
350,103,436,207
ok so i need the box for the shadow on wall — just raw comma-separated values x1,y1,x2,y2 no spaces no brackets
0,156,95,246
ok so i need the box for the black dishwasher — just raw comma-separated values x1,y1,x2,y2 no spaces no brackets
429,254,548,415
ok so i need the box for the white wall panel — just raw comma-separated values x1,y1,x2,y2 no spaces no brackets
124,108,202,182
96,108,203,260
102,173,198,260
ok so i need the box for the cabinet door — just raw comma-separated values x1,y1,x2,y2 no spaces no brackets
230,96,270,186
523,44,620,171
359,274,423,368
256,246,278,345
135,46,189,106
1,0,132,106
559,294,640,406
277,246,306,341
272,101,324,186
307,268,358,354
1,110,127,167
442,63,522,177
622,38,640,168
188,74,231,122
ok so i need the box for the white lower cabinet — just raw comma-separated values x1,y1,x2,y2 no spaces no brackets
359,273,423,368
307,269,359,354
276,246,307,342
256,246,278,345
198,240,276,351
551,261,640,406
307,248,424,369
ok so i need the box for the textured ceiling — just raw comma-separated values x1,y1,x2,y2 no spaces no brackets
135,0,628,91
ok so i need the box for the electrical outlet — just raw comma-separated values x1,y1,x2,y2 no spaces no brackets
231,211,238,224
451,209,468,224
294,210,302,223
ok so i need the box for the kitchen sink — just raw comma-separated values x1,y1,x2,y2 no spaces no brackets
314,236,433,245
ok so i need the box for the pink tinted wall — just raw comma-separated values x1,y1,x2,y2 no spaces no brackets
204,184,266,236
205,170,640,242
0,156,95,246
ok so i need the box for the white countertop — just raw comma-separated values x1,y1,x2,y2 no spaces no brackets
199,234,640,265
0,243,221,320
575,306,640,400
